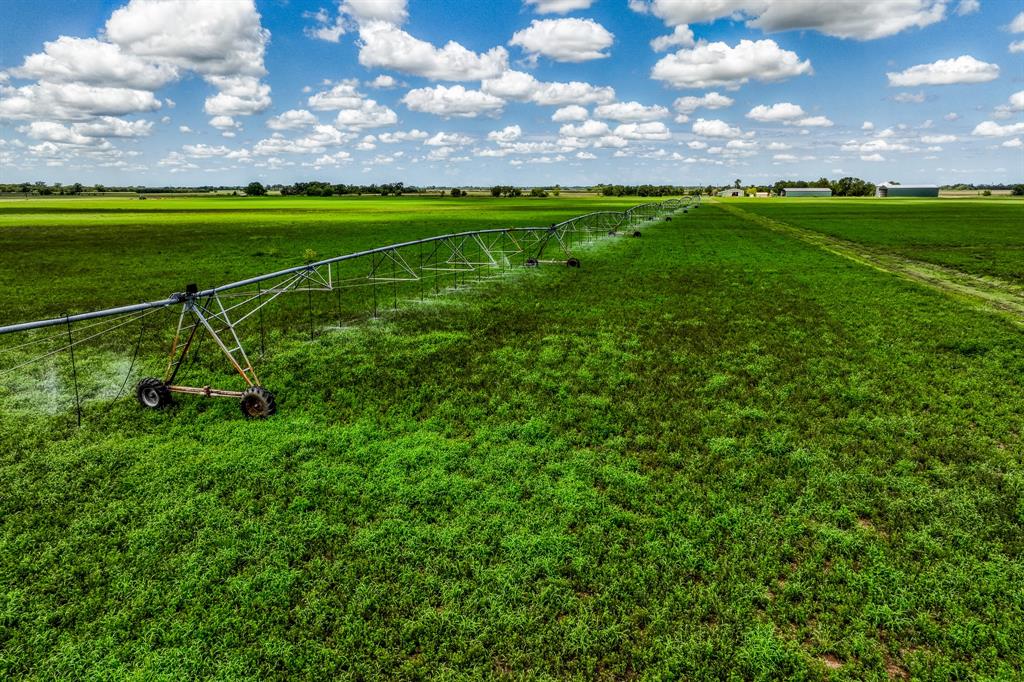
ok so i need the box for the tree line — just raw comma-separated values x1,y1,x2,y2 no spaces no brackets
772,177,877,197
272,181,410,196
6,179,1023,198
593,184,692,197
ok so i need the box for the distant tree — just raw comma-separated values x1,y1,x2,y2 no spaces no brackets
450,188,463,197
1012,185,1024,196
94,184,105,193
490,186,502,197
733,178,741,188
245,181,267,196
530,187,548,197
982,189,992,196
70,182,83,195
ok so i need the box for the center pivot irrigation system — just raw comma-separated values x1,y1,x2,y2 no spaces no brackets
0,196,698,421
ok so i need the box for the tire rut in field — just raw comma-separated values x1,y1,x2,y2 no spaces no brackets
711,200,1024,327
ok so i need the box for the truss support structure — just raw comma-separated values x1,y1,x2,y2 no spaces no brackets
0,197,699,419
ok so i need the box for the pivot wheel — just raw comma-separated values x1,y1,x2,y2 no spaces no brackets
240,386,276,419
524,257,539,267
136,377,172,409
566,257,581,268
633,230,642,237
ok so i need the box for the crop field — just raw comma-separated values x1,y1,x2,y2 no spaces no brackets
2,196,1023,679
0,196,643,322
720,197,1024,285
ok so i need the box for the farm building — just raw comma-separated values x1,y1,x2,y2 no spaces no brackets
876,183,939,197
718,189,743,197
781,187,832,197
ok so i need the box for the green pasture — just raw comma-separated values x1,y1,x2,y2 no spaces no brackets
721,197,1024,284
1,197,1022,679
0,195,642,322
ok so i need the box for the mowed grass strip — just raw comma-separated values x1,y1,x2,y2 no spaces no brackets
1,201,1023,679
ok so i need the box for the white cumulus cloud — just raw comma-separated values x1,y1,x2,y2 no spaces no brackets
306,80,398,129
1008,11,1024,32
343,0,408,24
629,0,950,40
746,102,805,122
267,109,318,130
368,75,398,89
487,125,523,143
525,0,595,14
402,85,505,118
614,121,671,140
887,55,999,86
358,20,508,81
673,92,734,114
377,129,428,143
593,101,669,122
480,70,615,105
559,120,611,137
552,105,589,122
11,36,178,90
692,118,747,138
651,25,695,52
509,18,614,63
0,81,161,121
425,131,474,146
652,39,812,89
204,75,271,116
336,99,397,129
972,121,1024,137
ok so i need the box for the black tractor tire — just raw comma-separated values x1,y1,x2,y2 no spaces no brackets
566,257,581,268
136,377,172,409
240,386,277,419
633,230,643,237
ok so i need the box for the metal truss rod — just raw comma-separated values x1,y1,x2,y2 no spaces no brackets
0,199,691,336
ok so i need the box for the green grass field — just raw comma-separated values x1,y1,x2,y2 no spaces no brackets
0,196,642,322
721,197,1024,284
1,196,1023,679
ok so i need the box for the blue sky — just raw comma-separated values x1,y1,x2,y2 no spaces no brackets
1,0,1022,186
